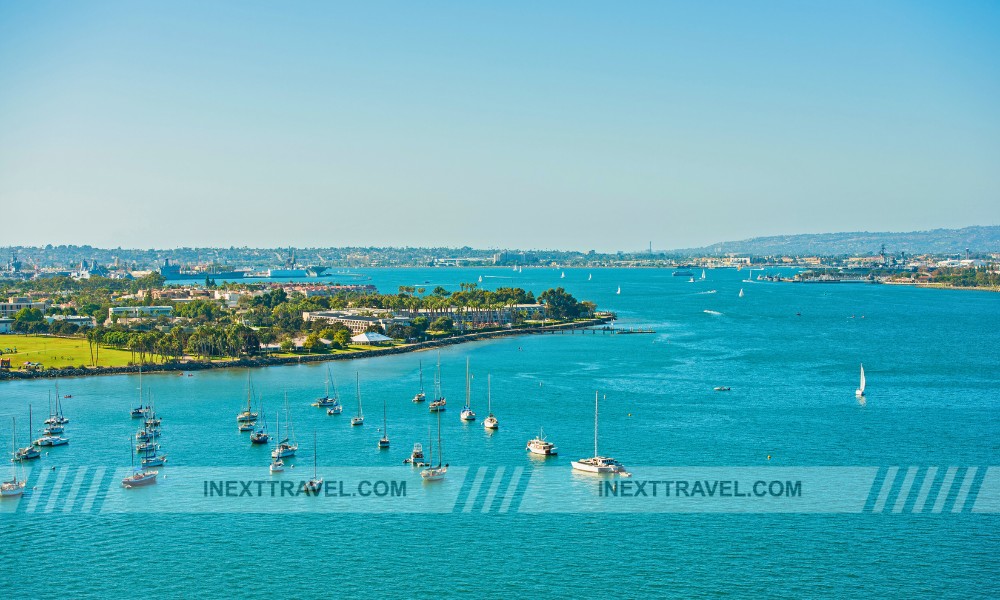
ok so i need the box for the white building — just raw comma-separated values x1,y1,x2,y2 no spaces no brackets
0,318,13,333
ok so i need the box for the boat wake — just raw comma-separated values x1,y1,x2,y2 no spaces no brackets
696,290,717,295
703,310,723,316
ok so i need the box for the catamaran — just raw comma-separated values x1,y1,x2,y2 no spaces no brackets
271,394,298,458
856,363,866,399
429,353,446,412
526,427,557,456
420,410,447,481
122,437,158,488
571,392,630,476
351,373,365,426
306,431,323,494
482,374,498,430
1,417,27,498
412,360,426,403
236,370,259,423
460,358,476,422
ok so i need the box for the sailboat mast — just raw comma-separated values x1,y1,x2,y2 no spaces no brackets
437,410,443,468
594,391,599,457
313,431,318,479
419,360,423,392
487,374,491,413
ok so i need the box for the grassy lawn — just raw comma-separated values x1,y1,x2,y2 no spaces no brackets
0,334,135,369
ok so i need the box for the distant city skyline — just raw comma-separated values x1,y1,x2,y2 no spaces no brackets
1,1,998,252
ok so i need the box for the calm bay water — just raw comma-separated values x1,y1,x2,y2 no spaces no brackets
1,267,998,597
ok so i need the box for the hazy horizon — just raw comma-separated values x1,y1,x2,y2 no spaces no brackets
2,2,998,252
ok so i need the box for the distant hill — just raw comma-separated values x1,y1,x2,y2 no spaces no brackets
678,226,1000,256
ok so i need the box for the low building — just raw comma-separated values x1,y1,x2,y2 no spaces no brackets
0,296,49,318
303,310,409,334
0,318,13,333
44,315,96,328
106,305,174,326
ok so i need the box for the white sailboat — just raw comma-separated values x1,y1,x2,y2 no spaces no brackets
701,269,706,280
140,434,167,467
1,417,27,498
482,374,498,430
588,273,592,281
526,427,557,456
420,410,447,481
616,286,621,295
738,288,744,298
351,372,365,426
855,363,866,399
269,411,285,472
560,271,565,279
271,394,298,458
236,370,259,423
460,358,476,421
15,404,41,462
378,397,390,449
412,360,426,403
743,269,754,283
571,392,630,476
45,384,69,425
429,352,446,412
306,431,323,494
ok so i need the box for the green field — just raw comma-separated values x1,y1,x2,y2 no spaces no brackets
0,334,135,369
0,335,406,371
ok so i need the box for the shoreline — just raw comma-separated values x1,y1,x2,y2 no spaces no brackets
0,316,613,381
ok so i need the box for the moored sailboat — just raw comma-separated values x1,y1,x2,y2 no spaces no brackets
271,394,298,458
571,392,629,476
1,417,27,498
236,370,259,423
122,437,158,488
351,372,365,426
378,397,390,449
15,404,41,462
429,353,446,412
420,410,447,481
459,358,476,422
412,360,426,403
305,431,323,494
482,374,498,430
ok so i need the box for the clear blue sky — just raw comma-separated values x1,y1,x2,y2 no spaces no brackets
1,1,998,251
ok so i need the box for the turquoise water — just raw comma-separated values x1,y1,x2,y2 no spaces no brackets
1,268,998,597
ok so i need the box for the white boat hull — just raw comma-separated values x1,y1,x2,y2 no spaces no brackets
420,467,447,481
528,444,557,456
